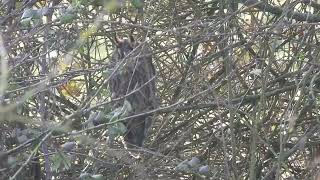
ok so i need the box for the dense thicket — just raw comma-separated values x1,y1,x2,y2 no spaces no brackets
0,0,320,179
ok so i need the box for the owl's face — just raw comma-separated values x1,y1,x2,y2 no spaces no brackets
115,37,135,59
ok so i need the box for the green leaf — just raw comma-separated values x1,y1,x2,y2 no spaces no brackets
20,17,31,27
66,4,78,14
51,152,72,172
21,9,41,19
109,107,122,122
79,172,91,179
175,160,190,172
7,156,17,168
131,0,143,8
16,104,23,115
107,100,132,123
297,52,306,61
122,100,132,114
108,122,127,136
78,173,103,180
117,122,127,134
77,0,90,6
91,174,104,180
60,13,77,24
76,135,95,146
104,0,119,12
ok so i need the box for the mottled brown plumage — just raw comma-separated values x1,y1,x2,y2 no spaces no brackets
109,37,157,147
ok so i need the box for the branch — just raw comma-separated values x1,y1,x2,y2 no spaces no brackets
241,0,320,22
262,124,320,180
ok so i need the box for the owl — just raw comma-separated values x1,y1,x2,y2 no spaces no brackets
109,36,157,147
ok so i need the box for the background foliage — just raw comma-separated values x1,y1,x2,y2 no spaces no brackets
1,0,320,179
